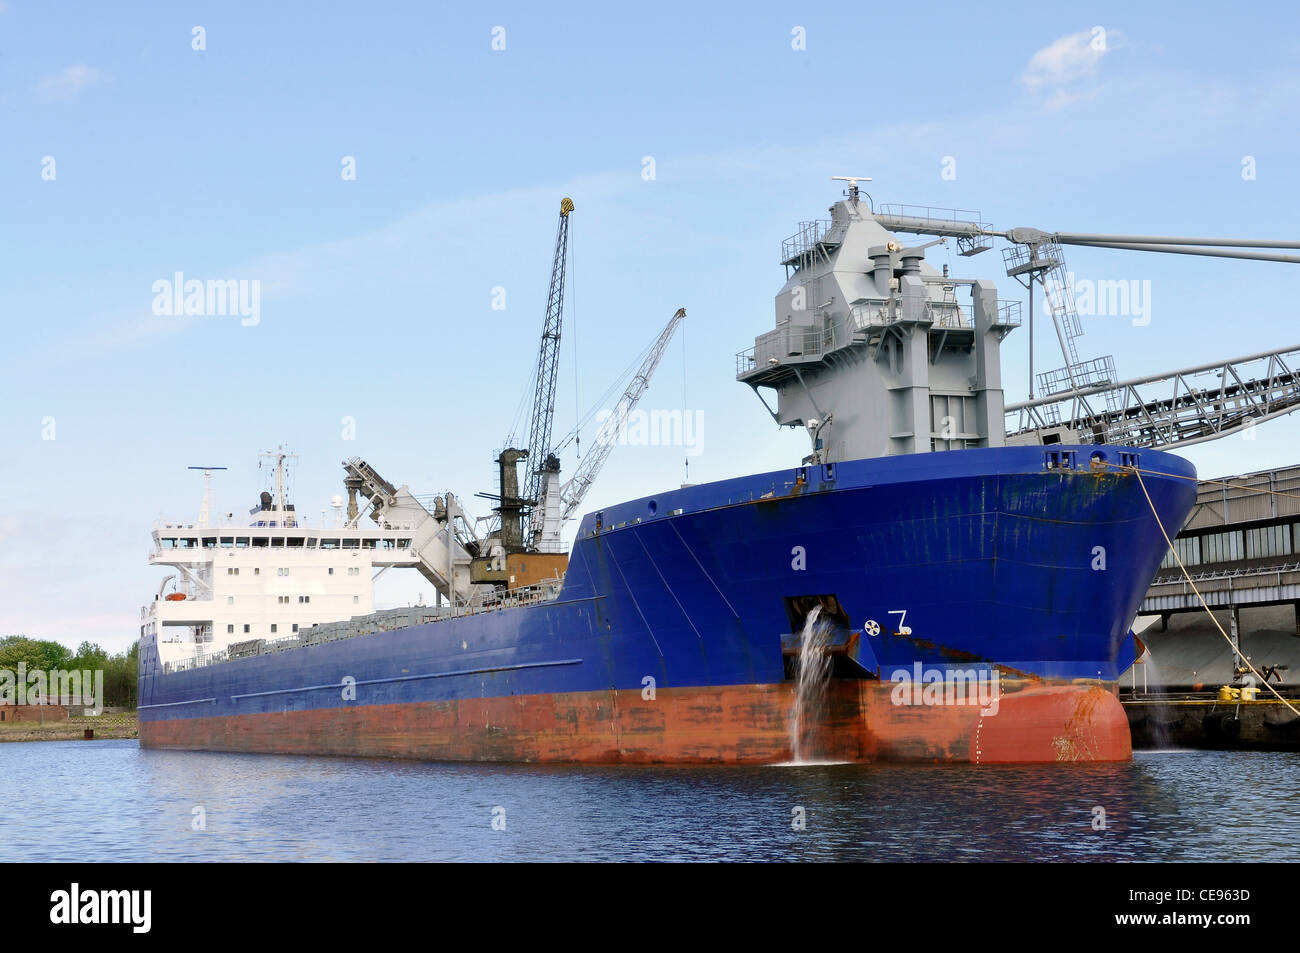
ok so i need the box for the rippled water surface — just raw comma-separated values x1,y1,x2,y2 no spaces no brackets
3,742,1294,861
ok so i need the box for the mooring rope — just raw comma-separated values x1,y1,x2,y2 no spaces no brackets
1120,463,1300,505
1128,464,1300,717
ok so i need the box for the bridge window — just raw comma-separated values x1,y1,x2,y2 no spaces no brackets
220,537,234,548
343,538,360,550
203,537,217,548
252,537,268,548
287,537,304,548
271,537,285,547
363,538,378,549
236,537,249,548
161,538,177,549
321,539,340,549
397,539,411,549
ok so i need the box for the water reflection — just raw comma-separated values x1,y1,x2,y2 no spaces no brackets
1,742,1294,862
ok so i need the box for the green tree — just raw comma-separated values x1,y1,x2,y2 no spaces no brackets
1,636,138,709
99,641,139,709
0,636,73,672
70,641,109,670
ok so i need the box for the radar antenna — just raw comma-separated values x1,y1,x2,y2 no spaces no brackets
831,175,872,205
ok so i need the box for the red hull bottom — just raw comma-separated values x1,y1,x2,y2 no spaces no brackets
138,681,1132,764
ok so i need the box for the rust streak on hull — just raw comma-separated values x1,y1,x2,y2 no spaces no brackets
140,681,1132,764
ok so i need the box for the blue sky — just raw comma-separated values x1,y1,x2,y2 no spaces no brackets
3,1,1300,651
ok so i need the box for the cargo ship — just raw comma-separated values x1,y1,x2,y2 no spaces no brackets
138,185,1198,764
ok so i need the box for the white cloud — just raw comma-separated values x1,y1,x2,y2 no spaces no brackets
1022,27,1123,93
37,64,107,103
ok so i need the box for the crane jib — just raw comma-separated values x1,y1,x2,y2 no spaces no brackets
521,199,574,543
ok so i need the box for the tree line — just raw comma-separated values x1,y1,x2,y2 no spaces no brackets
0,636,138,709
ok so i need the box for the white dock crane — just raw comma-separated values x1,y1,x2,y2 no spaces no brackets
532,307,687,552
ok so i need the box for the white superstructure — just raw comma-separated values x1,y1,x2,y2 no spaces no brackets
140,451,426,668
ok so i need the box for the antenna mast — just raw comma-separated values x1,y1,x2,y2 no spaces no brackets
188,466,228,528
258,447,298,513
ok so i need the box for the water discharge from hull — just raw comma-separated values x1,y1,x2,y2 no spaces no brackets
1142,653,1173,749
790,606,836,763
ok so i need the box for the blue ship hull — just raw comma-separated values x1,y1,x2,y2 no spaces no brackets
139,444,1197,763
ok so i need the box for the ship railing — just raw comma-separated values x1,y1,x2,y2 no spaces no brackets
851,302,973,329
150,548,208,559
264,634,303,649
472,578,564,612
925,299,973,329
151,517,424,532
780,219,832,264
163,649,229,674
996,300,1023,328
1033,355,1118,398
877,203,988,228
850,303,892,329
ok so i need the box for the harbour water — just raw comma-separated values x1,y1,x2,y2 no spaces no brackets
3,741,1295,862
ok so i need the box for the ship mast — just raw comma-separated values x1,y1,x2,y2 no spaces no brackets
188,466,227,528
259,448,298,520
